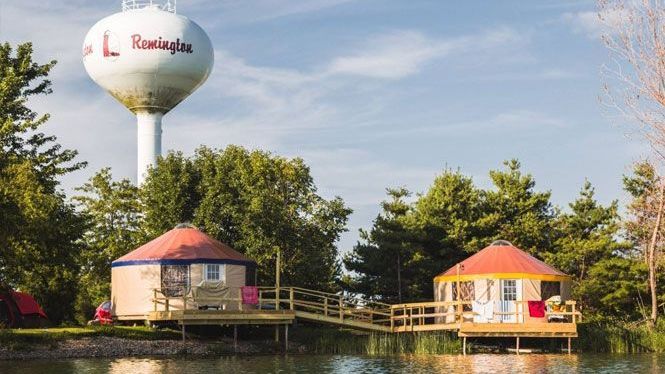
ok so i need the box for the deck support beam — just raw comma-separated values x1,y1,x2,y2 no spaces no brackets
462,336,467,355
275,325,279,343
234,325,238,352
516,336,520,355
567,337,571,354
285,324,289,352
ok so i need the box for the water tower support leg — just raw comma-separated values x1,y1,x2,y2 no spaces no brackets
136,112,163,184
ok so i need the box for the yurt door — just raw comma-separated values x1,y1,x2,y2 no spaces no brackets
500,279,523,323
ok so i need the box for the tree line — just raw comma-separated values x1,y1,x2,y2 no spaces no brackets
344,161,660,322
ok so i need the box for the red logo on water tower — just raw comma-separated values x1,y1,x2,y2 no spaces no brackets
103,30,120,61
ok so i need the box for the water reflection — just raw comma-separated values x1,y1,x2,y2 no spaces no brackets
1,353,663,374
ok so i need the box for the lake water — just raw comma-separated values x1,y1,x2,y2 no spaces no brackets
1,354,663,373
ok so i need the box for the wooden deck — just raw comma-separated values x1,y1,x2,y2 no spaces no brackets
148,309,296,326
128,286,581,340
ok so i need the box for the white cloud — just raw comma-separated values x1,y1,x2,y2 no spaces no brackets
326,27,526,79
562,9,626,38
327,31,445,79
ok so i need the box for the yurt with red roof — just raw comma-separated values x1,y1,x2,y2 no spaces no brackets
433,240,571,324
111,224,257,320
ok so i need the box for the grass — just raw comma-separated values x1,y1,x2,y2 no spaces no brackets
292,326,461,355
576,320,665,353
0,326,182,351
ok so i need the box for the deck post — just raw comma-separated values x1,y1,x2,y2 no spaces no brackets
290,288,294,310
463,336,467,355
339,296,344,321
567,337,571,354
275,325,279,343
514,301,519,323
183,286,187,312
259,290,263,310
275,250,281,311
233,325,238,352
153,289,157,312
390,307,394,331
285,324,289,352
324,298,328,317
516,336,520,355
572,302,576,324
403,306,407,327
181,322,185,343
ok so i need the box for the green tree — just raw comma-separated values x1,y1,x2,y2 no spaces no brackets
344,188,419,303
410,169,484,299
481,159,554,255
623,161,665,325
574,257,647,320
141,146,351,291
73,168,141,323
140,151,200,239
546,181,629,281
544,181,634,318
0,43,86,323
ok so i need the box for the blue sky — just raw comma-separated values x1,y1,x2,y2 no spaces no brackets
0,0,644,254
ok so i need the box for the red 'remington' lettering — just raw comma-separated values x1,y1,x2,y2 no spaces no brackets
131,34,194,55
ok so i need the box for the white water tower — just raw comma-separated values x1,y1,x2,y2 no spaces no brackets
82,0,214,184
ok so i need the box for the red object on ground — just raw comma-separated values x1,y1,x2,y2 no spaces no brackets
11,292,47,319
241,286,259,305
436,242,569,279
94,301,113,324
528,300,546,318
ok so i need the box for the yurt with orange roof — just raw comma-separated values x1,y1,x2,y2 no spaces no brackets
111,224,257,320
433,240,571,324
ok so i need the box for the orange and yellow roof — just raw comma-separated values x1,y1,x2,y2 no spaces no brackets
433,241,570,282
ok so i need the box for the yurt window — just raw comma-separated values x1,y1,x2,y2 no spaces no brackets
204,264,225,282
452,281,475,301
541,281,561,300
161,265,190,297
501,280,517,301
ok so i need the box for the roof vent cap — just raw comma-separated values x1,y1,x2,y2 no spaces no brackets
490,240,514,247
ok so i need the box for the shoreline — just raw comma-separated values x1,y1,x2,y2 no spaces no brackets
0,336,297,361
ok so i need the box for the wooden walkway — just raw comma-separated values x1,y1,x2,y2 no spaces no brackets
144,286,581,340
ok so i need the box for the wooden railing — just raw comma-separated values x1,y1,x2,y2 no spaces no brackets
151,286,393,327
257,287,393,326
389,300,582,329
151,287,581,332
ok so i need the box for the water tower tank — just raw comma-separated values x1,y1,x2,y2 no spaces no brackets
82,0,214,184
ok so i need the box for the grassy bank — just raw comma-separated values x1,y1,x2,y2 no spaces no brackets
0,326,182,351
0,325,460,357
11,322,665,355
577,321,665,353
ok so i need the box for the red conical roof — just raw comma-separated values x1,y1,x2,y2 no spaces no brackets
433,240,568,282
112,225,255,267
